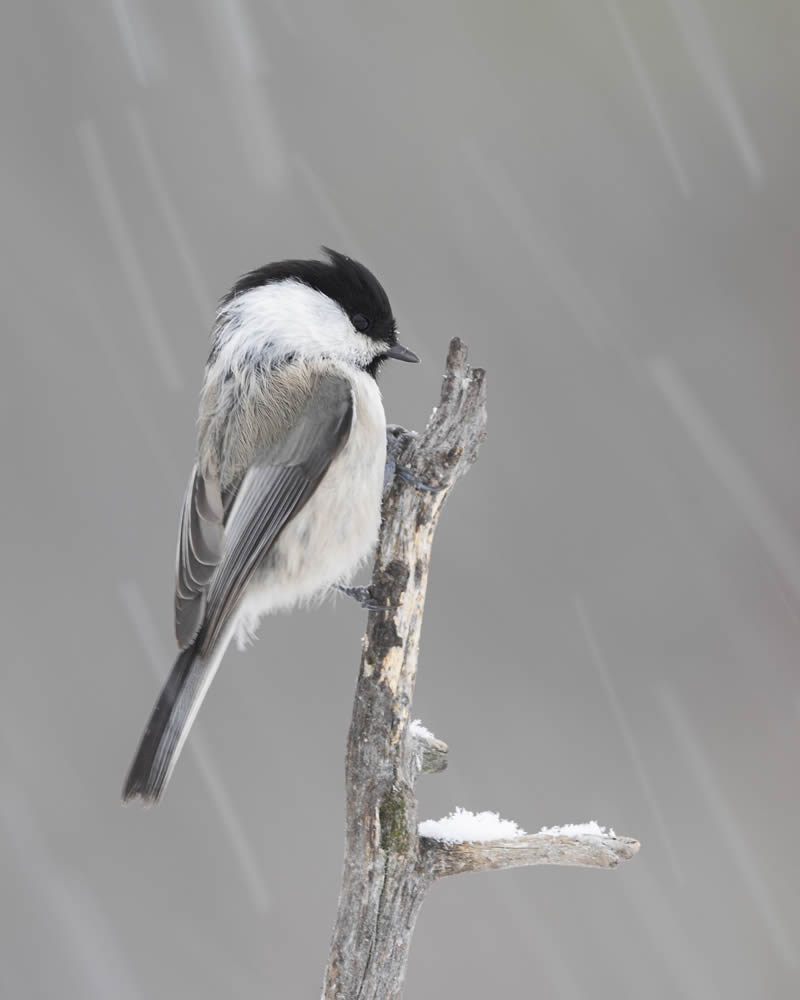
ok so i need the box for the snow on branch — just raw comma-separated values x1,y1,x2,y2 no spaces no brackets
418,810,639,877
418,807,527,844
422,817,638,878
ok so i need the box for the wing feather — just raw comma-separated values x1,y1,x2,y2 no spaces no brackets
185,372,354,657
174,464,224,647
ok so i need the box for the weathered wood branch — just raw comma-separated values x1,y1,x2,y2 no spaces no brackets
322,339,639,1000
424,831,641,878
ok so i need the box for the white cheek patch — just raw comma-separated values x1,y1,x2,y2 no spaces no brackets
213,279,381,371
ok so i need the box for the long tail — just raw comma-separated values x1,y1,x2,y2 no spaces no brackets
122,630,230,804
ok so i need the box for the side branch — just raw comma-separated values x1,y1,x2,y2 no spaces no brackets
423,831,641,878
409,720,448,779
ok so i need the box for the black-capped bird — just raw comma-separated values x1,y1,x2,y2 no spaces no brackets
123,249,418,804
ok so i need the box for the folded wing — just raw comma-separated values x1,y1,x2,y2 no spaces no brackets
173,372,354,655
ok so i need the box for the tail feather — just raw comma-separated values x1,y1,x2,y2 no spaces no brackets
122,633,228,804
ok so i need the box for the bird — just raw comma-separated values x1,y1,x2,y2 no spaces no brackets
122,247,419,804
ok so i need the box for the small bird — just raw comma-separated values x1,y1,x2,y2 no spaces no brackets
123,248,418,804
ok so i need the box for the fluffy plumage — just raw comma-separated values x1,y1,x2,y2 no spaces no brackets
123,249,416,804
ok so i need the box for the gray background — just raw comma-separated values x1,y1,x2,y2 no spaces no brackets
2,1,799,997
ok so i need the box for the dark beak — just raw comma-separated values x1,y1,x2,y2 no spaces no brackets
385,341,419,363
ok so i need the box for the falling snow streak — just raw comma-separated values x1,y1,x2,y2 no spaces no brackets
294,155,366,261
218,0,268,78
575,595,685,884
607,0,691,197
648,358,800,608
128,109,214,324
666,0,763,187
659,687,795,967
119,580,271,914
619,859,717,1000
0,782,143,1000
77,120,183,391
109,0,162,87
77,288,180,487
199,5,286,190
466,142,611,348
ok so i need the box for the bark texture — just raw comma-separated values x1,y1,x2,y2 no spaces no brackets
426,830,641,878
322,338,639,1000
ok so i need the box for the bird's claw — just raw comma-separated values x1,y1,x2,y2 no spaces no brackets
384,424,414,491
384,425,444,493
334,584,397,612
394,466,446,493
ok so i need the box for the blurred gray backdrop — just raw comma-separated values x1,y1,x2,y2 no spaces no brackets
2,1,799,997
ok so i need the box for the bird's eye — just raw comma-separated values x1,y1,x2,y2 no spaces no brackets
352,313,370,332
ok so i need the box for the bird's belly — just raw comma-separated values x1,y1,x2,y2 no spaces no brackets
234,374,386,644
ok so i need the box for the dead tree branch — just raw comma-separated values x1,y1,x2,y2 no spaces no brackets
322,338,639,1000
426,830,641,878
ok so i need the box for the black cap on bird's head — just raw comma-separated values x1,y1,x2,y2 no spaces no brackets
222,247,419,376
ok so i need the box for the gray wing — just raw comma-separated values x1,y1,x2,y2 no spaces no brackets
175,463,225,648
193,373,354,657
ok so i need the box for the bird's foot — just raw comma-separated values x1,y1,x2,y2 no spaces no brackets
384,424,446,494
334,584,397,612
395,466,447,493
383,424,414,491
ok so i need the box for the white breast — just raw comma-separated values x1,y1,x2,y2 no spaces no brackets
234,369,386,647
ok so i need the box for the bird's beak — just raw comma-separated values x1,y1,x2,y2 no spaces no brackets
385,342,419,363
